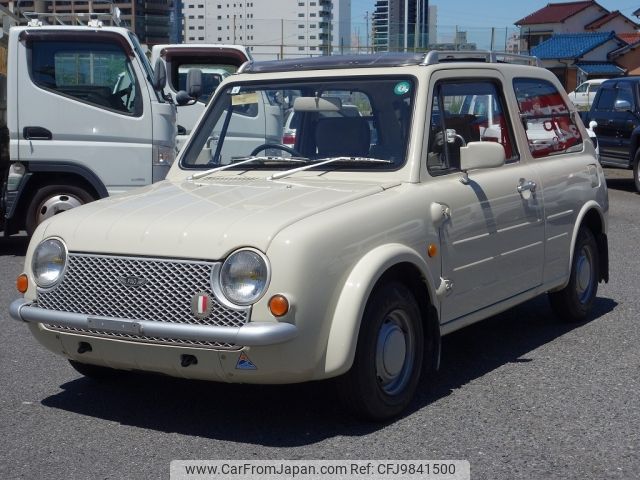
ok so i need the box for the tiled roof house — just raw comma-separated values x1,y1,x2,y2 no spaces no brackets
515,1,638,90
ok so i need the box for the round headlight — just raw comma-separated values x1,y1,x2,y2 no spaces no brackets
219,249,269,306
32,238,67,288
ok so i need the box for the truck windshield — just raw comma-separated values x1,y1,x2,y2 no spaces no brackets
180,76,415,171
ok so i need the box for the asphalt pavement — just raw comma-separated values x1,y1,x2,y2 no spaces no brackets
0,169,638,480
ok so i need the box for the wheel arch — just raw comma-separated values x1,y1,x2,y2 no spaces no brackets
323,243,440,376
8,163,107,230
568,202,608,285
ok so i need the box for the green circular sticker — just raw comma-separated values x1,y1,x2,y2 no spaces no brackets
394,81,411,95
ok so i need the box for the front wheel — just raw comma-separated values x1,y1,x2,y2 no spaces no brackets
26,184,94,235
336,282,424,420
548,227,599,322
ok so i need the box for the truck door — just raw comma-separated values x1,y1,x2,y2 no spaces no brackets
15,29,153,192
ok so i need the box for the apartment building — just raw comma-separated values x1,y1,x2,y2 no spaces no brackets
183,0,351,59
372,0,428,52
0,0,174,45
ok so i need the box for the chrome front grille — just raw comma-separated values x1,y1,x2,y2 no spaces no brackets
38,253,250,349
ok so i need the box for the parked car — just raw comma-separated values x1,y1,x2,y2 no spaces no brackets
587,76,640,192
10,51,608,420
567,78,606,109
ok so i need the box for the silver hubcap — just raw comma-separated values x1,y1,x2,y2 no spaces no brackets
575,246,594,304
375,309,415,396
37,194,83,224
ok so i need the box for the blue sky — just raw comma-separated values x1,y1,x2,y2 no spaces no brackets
351,0,638,47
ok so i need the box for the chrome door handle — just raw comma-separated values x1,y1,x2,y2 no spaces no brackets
517,180,537,193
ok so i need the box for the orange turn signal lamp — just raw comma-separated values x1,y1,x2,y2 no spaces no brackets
268,294,289,317
428,243,438,258
16,274,28,294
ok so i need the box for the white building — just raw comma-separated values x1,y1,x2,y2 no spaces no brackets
183,0,351,60
428,4,436,45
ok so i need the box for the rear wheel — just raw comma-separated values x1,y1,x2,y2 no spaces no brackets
26,184,94,235
336,282,424,420
548,227,599,322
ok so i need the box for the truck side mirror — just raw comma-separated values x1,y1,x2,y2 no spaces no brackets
153,58,167,91
186,68,202,100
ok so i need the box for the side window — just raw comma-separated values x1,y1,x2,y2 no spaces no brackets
427,80,516,175
30,40,139,115
514,78,583,158
594,87,616,111
575,83,588,93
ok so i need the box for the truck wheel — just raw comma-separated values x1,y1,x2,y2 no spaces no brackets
634,151,640,193
68,360,122,381
336,282,424,420
548,227,599,322
26,185,94,235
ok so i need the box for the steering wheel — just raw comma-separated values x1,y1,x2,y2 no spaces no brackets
250,143,302,157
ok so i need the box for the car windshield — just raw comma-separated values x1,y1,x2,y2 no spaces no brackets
181,76,415,171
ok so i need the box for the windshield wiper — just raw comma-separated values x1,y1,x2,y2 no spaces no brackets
188,156,309,180
268,157,392,180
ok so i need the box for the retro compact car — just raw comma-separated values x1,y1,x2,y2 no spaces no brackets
10,51,609,420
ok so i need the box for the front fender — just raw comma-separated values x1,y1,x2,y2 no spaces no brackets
323,243,438,376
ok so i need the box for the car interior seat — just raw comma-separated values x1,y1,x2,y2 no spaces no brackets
314,116,371,158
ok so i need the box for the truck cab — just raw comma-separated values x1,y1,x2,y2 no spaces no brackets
1,24,176,235
150,44,250,150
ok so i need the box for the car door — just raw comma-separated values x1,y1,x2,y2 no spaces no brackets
425,73,544,324
16,29,152,190
592,81,629,166
512,77,593,285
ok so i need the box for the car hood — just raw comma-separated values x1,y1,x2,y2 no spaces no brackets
40,176,395,259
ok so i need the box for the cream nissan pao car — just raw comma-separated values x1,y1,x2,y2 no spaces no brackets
11,52,609,420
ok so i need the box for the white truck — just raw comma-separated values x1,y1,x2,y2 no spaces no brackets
0,20,176,236
150,43,250,143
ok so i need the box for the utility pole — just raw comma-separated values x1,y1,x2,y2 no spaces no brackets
365,11,369,53
404,0,409,52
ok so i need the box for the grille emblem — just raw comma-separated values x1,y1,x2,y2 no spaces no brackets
191,293,212,319
118,276,148,287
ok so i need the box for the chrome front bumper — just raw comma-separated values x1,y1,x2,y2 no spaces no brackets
9,298,298,346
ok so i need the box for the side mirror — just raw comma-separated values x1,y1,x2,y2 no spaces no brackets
186,68,202,100
614,99,631,111
153,58,167,91
589,120,598,130
460,141,505,182
175,90,195,106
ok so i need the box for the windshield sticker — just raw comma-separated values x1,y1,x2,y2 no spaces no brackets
230,85,241,94
231,92,258,106
394,81,411,96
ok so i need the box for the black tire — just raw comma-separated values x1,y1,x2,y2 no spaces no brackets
26,184,94,235
68,360,122,381
548,227,599,322
336,282,424,420
633,150,640,193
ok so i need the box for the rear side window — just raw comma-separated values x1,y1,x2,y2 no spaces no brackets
514,78,583,158
30,41,140,115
